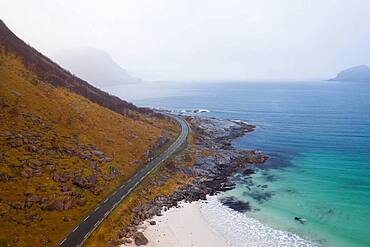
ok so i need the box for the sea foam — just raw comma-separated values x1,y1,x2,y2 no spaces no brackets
179,108,210,114
199,196,320,247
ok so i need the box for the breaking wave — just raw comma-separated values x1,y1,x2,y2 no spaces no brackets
199,196,320,247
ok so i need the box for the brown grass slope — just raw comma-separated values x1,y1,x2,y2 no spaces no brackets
86,133,195,247
0,20,178,246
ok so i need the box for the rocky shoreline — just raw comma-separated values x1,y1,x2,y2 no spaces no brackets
115,116,268,246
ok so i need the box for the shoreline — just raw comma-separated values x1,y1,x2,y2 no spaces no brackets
133,196,319,247
114,115,268,245
134,201,227,247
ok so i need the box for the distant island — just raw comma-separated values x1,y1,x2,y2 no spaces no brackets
329,65,370,82
53,47,142,87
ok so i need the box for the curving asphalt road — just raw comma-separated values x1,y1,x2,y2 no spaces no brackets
59,114,189,247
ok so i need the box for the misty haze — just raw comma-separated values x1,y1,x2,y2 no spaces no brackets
1,1,370,247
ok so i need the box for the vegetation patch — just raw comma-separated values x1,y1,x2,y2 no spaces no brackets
86,130,196,247
0,47,178,246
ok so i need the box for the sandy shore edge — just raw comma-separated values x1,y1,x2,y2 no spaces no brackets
121,201,227,247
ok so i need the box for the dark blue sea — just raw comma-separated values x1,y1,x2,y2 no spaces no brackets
105,81,370,246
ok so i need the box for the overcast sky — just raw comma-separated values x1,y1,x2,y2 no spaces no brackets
1,0,370,81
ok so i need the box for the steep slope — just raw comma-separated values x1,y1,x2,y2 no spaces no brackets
0,20,178,246
53,47,142,87
329,65,370,82
0,20,148,116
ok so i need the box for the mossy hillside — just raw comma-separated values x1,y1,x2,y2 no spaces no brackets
0,47,178,246
86,146,196,247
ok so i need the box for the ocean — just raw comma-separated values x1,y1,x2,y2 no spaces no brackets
104,81,370,246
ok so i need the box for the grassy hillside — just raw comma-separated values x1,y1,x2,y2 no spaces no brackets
86,133,195,247
0,23,178,246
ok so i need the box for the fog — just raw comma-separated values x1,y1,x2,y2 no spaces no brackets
1,0,370,81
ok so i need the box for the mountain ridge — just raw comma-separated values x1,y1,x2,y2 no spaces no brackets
0,19,151,116
53,47,142,87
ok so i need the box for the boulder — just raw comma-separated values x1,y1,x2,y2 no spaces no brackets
25,144,37,152
45,200,64,211
63,216,71,222
72,176,86,188
20,170,32,179
117,231,125,239
91,150,104,158
79,153,92,160
242,168,255,175
99,157,113,163
133,219,141,225
86,174,97,185
75,199,86,207
124,238,133,244
45,199,72,211
134,232,148,246
60,186,70,192
52,172,69,183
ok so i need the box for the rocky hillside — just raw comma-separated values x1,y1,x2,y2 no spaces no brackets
0,20,178,246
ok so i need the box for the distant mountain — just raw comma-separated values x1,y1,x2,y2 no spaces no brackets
53,47,142,87
329,65,370,82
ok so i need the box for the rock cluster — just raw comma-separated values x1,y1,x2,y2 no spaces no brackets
0,127,119,225
0,108,175,243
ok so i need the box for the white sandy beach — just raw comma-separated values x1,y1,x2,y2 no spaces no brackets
123,201,227,247
121,196,318,247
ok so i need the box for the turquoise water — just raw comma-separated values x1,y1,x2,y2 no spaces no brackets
108,81,370,246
